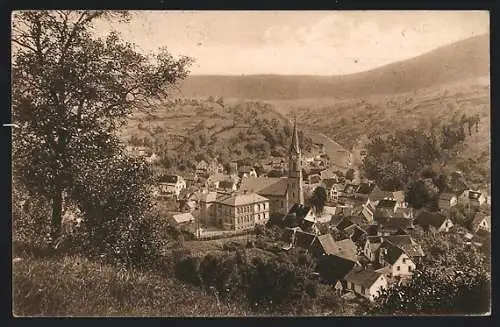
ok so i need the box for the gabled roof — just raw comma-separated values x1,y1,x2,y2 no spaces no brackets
281,226,302,243
344,268,384,288
218,180,235,189
375,217,414,231
344,184,358,194
198,191,219,203
470,212,491,231
384,235,414,246
238,165,254,173
319,255,357,282
295,230,316,249
351,227,368,244
316,234,338,255
333,239,358,261
337,217,355,230
158,175,179,184
239,177,284,194
399,242,425,258
171,212,196,224
439,192,457,201
369,186,393,202
374,208,395,219
356,183,376,195
415,210,449,229
391,191,406,203
322,178,338,190
259,178,289,196
394,207,414,218
379,241,405,265
377,199,397,209
469,190,482,200
219,193,268,206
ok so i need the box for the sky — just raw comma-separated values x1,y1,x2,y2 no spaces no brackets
92,10,489,76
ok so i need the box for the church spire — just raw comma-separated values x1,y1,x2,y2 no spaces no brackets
290,117,301,155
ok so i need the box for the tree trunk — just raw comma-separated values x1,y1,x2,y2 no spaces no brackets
51,189,63,244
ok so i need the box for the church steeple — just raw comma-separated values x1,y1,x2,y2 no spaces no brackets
290,118,301,155
288,118,304,206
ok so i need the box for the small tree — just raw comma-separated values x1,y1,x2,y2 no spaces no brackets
309,186,327,213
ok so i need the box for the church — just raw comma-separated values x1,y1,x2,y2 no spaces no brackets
239,119,307,220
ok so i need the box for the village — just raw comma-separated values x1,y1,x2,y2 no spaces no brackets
125,119,491,303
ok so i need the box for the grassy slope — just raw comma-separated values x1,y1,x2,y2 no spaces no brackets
12,256,250,317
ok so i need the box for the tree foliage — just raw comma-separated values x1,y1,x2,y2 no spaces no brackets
362,114,481,191
372,234,490,315
12,11,192,244
308,186,327,213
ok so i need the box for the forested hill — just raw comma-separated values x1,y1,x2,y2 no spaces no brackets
176,34,489,100
119,98,314,172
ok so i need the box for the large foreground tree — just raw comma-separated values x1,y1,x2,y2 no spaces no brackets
12,11,192,243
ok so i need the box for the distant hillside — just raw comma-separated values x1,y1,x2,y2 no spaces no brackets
177,34,489,100
119,98,317,171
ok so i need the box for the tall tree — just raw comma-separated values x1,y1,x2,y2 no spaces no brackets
12,11,192,243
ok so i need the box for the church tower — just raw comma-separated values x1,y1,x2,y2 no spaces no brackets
288,118,304,206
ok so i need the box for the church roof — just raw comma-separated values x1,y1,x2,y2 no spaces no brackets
290,119,301,155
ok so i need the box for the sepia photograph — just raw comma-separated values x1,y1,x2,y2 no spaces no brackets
11,10,491,316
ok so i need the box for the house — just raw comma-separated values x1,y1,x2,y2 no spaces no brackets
394,207,415,219
438,192,458,210
460,190,487,207
207,158,224,175
218,178,239,192
388,191,407,208
199,191,270,231
354,183,376,201
361,201,377,223
310,234,358,261
341,268,388,301
238,166,258,178
343,184,358,197
198,191,220,226
469,212,491,233
205,173,225,190
283,203,316,232
178,189,199,212
367,186,393,206
145,152,159,163
180,172,199,188
363,236,383,262
321,178,340,201
320,168,338,180
415,210,454,233
318,255,358,286
294,230,317,250
196,160,209,175
169,212,196,227
375,217,415,235
158,175,187,198
377,240,417,278
239,177,290,217
308,174,322,185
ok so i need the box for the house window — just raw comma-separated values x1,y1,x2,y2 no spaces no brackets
397,266,401,271
361,286,366,294
402,258,406,264
350,283,355,290
408,265,412,272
